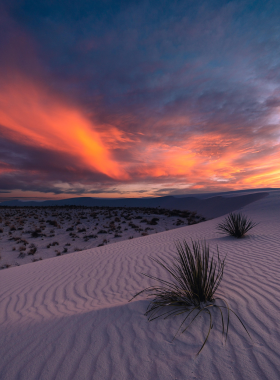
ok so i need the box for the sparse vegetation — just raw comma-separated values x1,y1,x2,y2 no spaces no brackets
31,228,42,238
130,240,250,355
28,244,37,255
0,205,206,269
217,213,258,238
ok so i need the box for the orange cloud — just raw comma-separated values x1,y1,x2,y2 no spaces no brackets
127,130,280,191
0,74,128,180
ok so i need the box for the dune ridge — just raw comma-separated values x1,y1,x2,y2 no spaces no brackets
0,191,280,379
0,191,268,219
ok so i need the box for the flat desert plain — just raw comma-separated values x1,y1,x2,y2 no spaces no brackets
0,206,205,269
0,190,280,379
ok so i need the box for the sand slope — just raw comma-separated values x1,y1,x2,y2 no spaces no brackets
0,191,280,379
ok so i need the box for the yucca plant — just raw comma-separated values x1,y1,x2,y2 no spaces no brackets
130,240,250,355
217,212,258,238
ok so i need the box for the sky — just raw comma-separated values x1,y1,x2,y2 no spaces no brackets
0,0,280,200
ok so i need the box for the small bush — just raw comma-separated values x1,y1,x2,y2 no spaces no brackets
31,229,41,238
130,240,250,355
47,220,59,227
32,258,42,262
83,234,97,240
1,264,11,269
28,244,37,255
148,218,159,225
78,227,86,233
217,212,258,238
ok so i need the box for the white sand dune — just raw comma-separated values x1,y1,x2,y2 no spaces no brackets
0,191,280,379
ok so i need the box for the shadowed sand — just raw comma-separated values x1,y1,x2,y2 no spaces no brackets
0,190,280,379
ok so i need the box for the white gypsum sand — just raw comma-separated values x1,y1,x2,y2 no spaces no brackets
0,190,280,379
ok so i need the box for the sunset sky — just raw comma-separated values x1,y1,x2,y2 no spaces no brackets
0,0,280,200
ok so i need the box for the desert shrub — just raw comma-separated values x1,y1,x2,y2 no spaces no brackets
130,240,250,355
83,234,97,240
217,213,258,238
20,238,28,246
32,258,42,262
148,218,159,225
78,227,86,233
175,219,184,226
31,229,41,238
28,244,37,255
1,264,11,269
47,220,59,227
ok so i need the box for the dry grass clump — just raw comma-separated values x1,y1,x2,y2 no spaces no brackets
217,212,258,238
28,244,37,255
130,240,250,355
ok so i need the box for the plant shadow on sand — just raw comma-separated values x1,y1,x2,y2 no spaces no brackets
130,240,251,355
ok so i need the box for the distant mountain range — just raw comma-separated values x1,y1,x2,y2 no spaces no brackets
0,192,269,219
